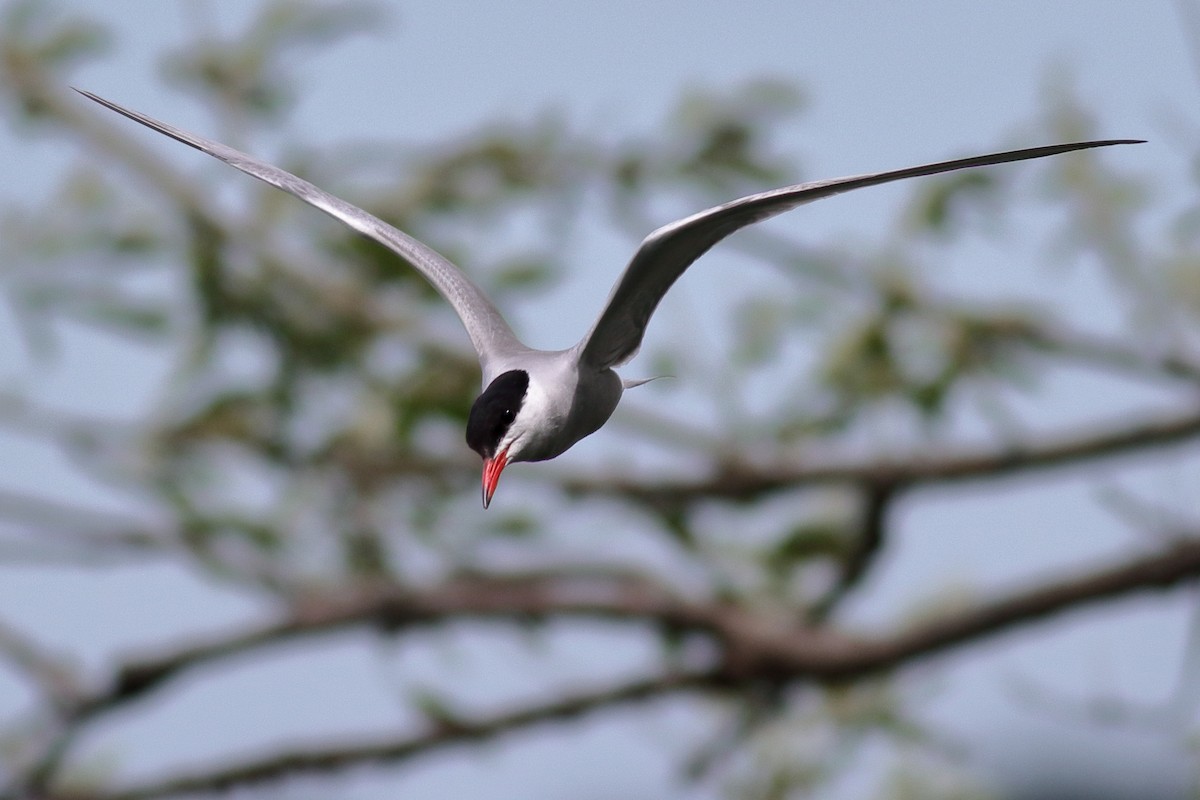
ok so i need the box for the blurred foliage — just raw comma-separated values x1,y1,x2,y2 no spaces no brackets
0,1,1190,799
161,0,385,121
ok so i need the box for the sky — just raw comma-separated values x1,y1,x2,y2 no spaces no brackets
1,2,1197,798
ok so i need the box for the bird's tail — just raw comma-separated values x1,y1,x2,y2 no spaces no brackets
622,375,672,390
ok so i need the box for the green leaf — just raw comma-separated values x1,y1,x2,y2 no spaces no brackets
906,172,996,234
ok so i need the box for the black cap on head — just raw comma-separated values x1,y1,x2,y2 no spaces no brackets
466,370,529,458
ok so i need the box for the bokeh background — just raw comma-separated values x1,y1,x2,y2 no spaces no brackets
0,2,1196,799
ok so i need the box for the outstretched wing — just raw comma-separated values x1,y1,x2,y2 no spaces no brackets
578,139,1143,370
76,89,526,367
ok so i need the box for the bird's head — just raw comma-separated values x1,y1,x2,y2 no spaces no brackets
466,369,530,508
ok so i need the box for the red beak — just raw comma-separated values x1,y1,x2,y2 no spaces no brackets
482,450,508,509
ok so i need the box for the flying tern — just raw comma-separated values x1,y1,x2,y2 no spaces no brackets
76,89,1141,507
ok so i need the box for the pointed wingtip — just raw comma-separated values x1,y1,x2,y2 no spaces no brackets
72,88,122,115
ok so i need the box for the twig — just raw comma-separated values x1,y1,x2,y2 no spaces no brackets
0,617,80,710
808,483,896,621
0,488,168,551
1016,322,1200,384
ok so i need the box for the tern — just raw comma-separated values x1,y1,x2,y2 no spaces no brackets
76,89,1141,507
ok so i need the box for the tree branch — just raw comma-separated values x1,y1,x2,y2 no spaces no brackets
54,670,716,800
68,538,1200,714
855,538,1200,673
31,538,1200,798
564,408,1200,505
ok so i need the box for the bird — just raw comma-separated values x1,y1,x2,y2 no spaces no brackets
75,89,1142,508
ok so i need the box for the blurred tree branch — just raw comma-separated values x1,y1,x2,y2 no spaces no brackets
28,536,1200,799
566,407,1200,507
59,670,716,800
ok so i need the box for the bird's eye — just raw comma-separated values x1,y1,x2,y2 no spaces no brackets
501,409,515,423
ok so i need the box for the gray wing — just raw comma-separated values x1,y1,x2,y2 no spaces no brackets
75,89,525,367
577,139,1143,370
